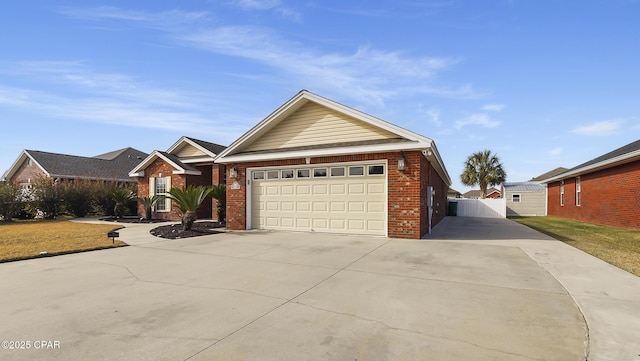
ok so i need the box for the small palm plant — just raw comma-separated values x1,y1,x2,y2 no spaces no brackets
138,195,161,220
208,184,226,224
164,185,212,231
109,188,136,218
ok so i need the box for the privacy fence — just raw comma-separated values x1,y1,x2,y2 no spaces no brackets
448,198,506,218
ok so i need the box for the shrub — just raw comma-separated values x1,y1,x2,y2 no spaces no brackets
28,178,64,219
62,179,95,218
0,182,23,221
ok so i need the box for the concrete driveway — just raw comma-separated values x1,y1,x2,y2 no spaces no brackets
0,217,605,360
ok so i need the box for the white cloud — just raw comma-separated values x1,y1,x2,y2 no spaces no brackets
232,0,301,21
426,108,441,126
455,113,500,129
571,119,623,136
59,7,476,106
482,103,505,112
548,147,563,155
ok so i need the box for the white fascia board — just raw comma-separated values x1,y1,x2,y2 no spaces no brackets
542,150,640,183
166,137,218,158
215,141,430,164
3,151,50,181
172,169,202,175
423,142,452,185
129,170,145,177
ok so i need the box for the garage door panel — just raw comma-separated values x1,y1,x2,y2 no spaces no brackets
251,165,386,236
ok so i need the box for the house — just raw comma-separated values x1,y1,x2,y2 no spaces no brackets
2,148,147,188
129,136,226,221
214,90,451,239
529,167,568,182
541,139,640,230
502,182,547,216
462,188,501,199
447,188,462,198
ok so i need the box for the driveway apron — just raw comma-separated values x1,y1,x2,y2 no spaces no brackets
0,218,600,360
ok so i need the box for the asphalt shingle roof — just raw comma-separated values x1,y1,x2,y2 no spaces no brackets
184,137,226,155
27,147,148,182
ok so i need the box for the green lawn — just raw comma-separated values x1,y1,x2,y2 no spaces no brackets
511,216,640,277
0,219,125,262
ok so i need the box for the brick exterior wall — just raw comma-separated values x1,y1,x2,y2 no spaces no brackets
547,160,640,230
10,159,48,184
225,151,449,239
136,160,225,221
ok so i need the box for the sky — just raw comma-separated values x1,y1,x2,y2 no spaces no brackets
1,1,639,193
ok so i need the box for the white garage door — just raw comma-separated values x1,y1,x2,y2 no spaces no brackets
249,163,387,235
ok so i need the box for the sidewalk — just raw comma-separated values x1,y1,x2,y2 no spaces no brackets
428,217,640,361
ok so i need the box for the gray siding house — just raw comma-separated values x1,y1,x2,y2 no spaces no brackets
503,182,546,216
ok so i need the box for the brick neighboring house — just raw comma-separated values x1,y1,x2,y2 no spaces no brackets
541,139,640,230
2,148,147,187
214,90,451,239
462,188,501,199
129,136,226,221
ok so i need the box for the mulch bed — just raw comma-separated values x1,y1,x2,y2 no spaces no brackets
100,216,166,224
149,221,225,239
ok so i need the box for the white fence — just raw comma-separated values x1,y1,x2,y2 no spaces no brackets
450,198,506,218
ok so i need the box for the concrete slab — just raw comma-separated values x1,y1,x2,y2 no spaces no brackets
0,218,598,360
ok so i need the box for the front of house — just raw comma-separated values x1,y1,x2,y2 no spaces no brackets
542,139,640,230
129,137,226,221
214,90,451,239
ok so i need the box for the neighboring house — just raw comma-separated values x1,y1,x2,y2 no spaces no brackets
129,136,226,221
462,188,501,199
502,182,546,216
541,139,640,230
2,148,147,188
529,167,568,182
214,90,451,239
447,188,462,198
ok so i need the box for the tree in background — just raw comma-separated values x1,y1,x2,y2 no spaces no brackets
460,150,507,199
0,182,23,221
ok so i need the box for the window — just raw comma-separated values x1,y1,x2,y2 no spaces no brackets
330,167,345,177
297,169,310,178
266,170,279,180
368,165,385,175
560,180,565,206
576,177,581,206
512,194,521,203
154,177,168,211
348,166,364,176
281,170,294,179
252,171,265,180
313,168,327,178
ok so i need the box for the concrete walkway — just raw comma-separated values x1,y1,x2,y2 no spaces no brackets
427,217,640,361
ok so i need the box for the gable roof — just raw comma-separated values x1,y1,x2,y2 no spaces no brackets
541,139,640,183
129,151,201,177
166,136,226,161
2,148,147,182
215,90,451,185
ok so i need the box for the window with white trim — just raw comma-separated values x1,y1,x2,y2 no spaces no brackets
576,177,581,206
512,194,521,203
297,169,310,178
252,171,265,180
313,168,327,178
330,167,345,177
154,177,168,211
281,170,294,179
266,170,279,180
348,166,364,176
368,164,385,176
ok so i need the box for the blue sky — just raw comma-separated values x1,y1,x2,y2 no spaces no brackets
1,1,639,192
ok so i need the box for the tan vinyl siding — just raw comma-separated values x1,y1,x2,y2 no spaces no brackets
174,144,207,158
506,190,547,216
243,103,400,152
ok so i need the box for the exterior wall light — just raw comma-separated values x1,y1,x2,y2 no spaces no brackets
398,155,406,171
229,166,238,179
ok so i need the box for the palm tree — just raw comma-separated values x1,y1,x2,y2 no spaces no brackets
164,185,212,231
460,150,506,199
208,184,226,224
138,195,161,220
109,188,136,218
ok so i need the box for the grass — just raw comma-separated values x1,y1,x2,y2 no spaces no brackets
0,219,125,262
511,216,640,277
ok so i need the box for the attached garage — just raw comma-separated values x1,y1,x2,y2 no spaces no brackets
215,90,451,239
249,162,387,235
